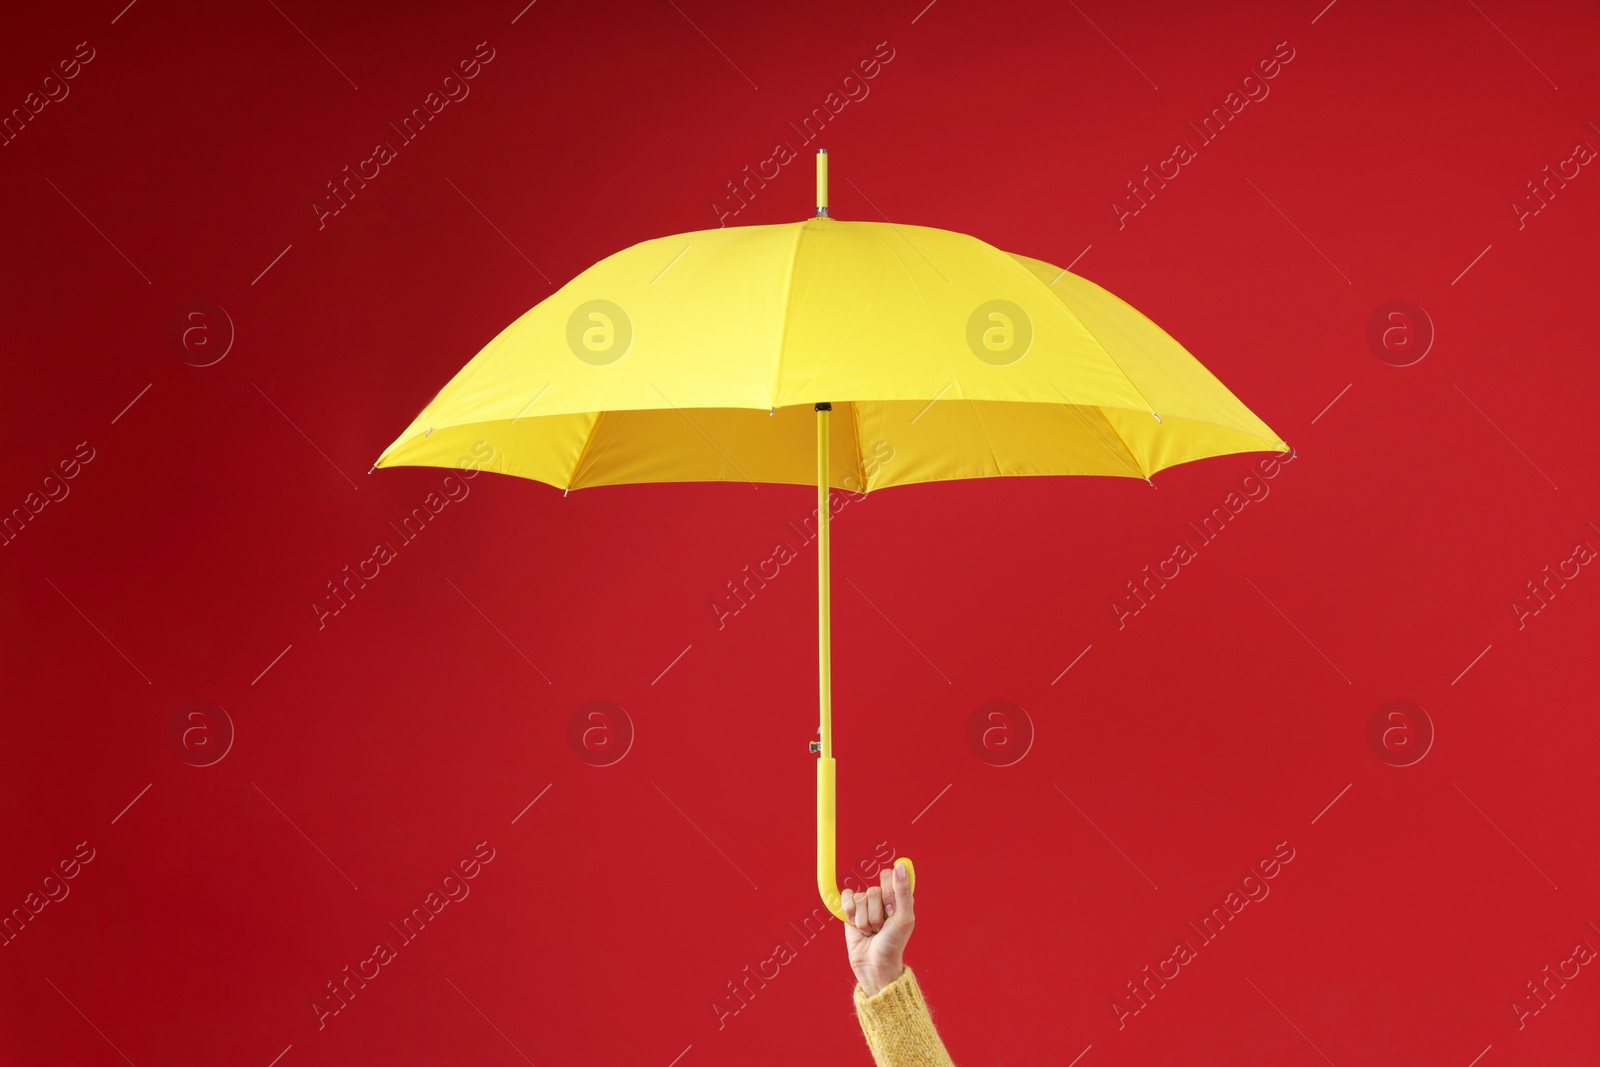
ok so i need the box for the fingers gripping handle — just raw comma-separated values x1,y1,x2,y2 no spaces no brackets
817,756,916,920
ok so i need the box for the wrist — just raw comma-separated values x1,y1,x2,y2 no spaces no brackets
857,961,905,998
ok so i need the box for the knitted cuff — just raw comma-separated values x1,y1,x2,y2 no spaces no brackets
853,967,957,1067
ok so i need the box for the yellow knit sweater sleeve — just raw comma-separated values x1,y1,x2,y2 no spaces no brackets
852,967,957,1067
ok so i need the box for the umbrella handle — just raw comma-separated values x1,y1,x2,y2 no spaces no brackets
818,756,916,921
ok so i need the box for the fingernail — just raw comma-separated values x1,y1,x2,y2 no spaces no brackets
885,903,895,916
895,861,908,879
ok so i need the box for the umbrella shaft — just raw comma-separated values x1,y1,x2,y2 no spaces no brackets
817,404,832,759
817,403,844,921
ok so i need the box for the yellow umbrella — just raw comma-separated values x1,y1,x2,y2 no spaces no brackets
374,150,1290,920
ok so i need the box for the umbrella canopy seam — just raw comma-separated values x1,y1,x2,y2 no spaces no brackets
1005,251,1166,422
860,222,946,385
769,221,809,409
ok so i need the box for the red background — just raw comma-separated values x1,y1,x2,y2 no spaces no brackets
3,1,1598,1064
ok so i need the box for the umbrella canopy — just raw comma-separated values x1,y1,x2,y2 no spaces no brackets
375,151,1290,920
373,222,1287,491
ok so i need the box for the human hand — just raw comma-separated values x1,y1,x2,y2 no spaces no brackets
841,859,914,997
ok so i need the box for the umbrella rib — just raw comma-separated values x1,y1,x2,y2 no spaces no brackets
964,398,1005,479
1047,382,1148,480
1020,254,1285,453
1010,253,1164,421
649,381,759,488
1017,248,1288,449
1070,310,1163,422
850,400,867,492
566,409,603,490
1096,406,1151,481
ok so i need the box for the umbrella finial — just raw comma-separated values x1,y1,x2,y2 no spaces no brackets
816,148,829,219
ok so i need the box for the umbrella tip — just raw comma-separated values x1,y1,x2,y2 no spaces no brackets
815,148,829,219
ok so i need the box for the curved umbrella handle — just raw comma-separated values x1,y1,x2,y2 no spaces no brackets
818,756,916,920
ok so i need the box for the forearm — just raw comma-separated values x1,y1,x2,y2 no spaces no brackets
853,966,957,1067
